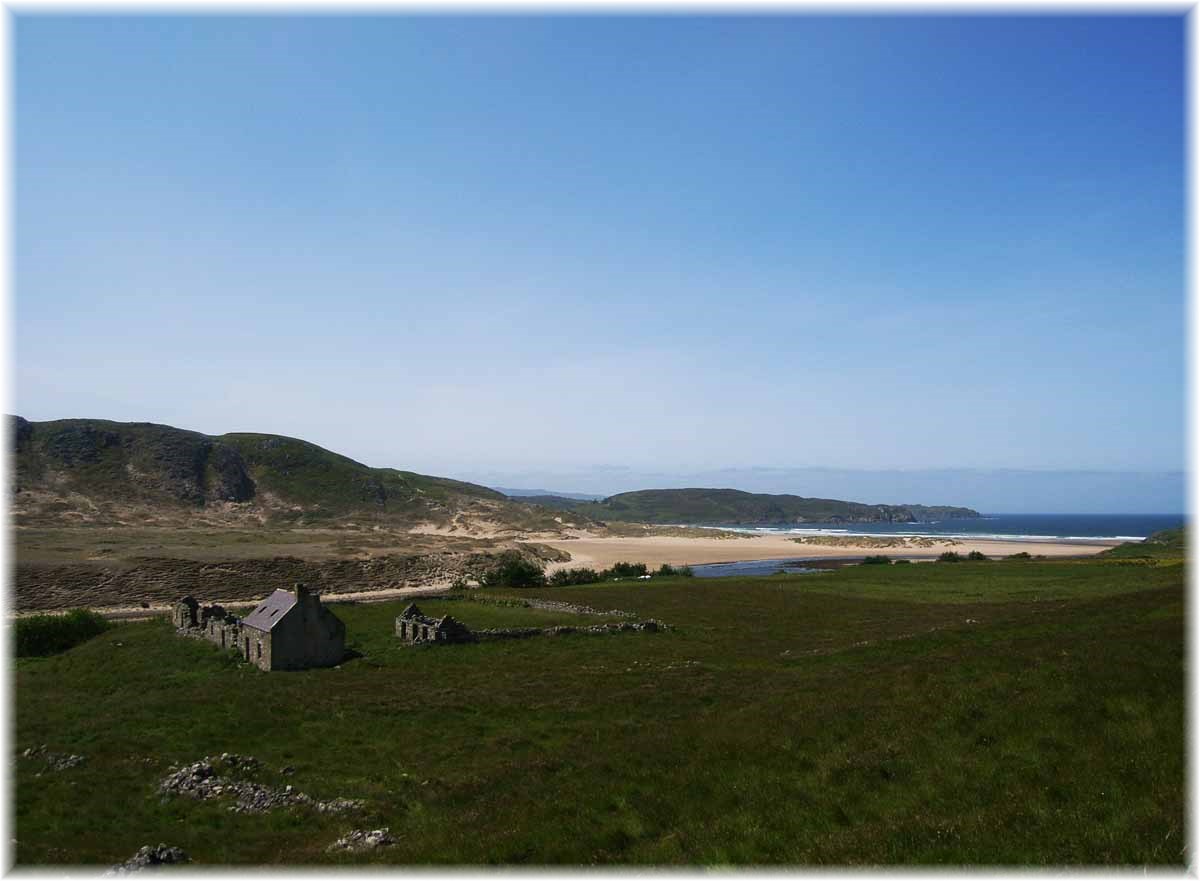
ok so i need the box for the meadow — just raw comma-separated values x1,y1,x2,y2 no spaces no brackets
13,557,1184,866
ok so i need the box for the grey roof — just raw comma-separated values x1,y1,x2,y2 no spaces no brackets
241,589,298,632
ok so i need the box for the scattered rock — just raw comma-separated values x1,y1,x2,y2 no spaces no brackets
327,828,395,853
158,755,361,815
21,745,85,770
106,844,189,874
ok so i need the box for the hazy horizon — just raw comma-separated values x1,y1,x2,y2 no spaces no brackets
472,467,1185,515
10,409,1183,515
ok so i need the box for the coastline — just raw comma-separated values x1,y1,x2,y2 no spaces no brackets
540,533,1120,572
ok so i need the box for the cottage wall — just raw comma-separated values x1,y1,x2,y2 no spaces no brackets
262,592,344,671
242,624,273,671
171,585,344,672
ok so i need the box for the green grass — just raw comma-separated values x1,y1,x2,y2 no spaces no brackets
14,558,1184,866
15,609,111,657
1100,527,1187,560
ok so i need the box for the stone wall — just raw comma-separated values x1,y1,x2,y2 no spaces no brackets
395,603,476,645
474,620,664,641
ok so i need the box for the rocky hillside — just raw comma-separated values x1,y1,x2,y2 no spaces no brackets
9,416,580,531
523,487,980,526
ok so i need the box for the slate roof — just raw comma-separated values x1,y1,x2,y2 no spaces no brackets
241,589,298,632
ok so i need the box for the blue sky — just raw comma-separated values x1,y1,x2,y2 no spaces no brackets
14,15,1185,511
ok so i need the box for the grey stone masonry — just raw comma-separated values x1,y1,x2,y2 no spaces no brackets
173,583,345,671
394,603,476,645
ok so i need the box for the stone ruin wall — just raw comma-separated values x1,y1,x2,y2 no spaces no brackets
394,605,476,645
173,596,264,667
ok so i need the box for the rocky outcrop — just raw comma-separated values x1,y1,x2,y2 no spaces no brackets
203,443,256,503
106,844,189,874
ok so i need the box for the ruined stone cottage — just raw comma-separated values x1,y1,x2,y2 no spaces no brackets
173,583,346,671
394,603,475,645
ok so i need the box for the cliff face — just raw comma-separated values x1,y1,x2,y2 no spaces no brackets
522,488,980,526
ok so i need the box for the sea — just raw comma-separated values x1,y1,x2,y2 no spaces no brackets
689,513,1185,579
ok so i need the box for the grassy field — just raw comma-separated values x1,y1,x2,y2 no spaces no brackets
13,557,1184,866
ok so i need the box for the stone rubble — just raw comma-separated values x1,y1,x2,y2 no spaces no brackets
158,754,362,815
21,744,85,770
105,844,189,874
326,828,396,853
453,595,638,618
475,620,665,640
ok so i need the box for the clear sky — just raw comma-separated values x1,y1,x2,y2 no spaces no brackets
14,14,1186,511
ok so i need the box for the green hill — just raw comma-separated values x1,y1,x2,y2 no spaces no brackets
1100,526,1187,560
9,416,561,529
524,487,979,526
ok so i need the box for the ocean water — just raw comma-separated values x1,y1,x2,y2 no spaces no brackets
693,513,1185,543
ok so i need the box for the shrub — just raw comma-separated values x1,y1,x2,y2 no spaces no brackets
966,550,988,561
937,552,963,563
480,551,546,588
549,567,602,586
656,563,695,577
16,609,111,658
1008,552,1032,560
862,555,892,565
606,561,648,579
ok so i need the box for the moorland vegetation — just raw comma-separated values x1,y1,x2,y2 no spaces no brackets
14,542,1184,866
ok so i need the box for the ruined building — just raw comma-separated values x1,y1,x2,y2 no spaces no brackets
173,583,346,671
394,603,475,645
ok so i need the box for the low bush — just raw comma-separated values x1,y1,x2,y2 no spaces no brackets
549,567,602,586
16,609,111,658
937,552,963,563
656,564,696,578
862,555,892,565
480,551,546,588
966,550,988,561
1008,551,1032,560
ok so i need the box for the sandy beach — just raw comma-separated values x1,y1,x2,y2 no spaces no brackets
539,533,1120,572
